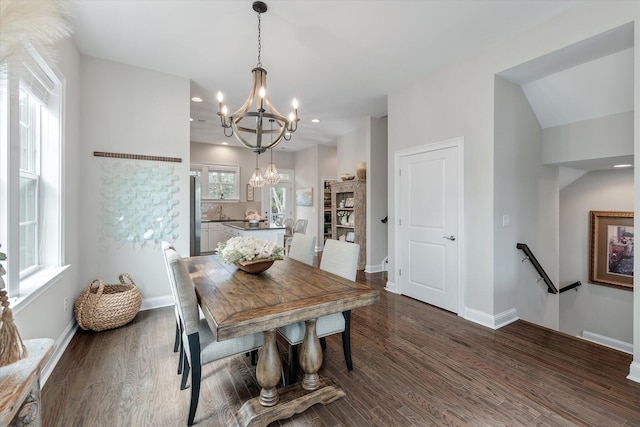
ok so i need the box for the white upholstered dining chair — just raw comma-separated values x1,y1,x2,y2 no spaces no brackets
284,219,309,255
287,233,316,266
278,239,359,384
164,247,264,426
161,241,185,373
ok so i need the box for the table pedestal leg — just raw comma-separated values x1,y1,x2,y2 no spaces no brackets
234,322,345,426
256,329,281,407
299,319,322,391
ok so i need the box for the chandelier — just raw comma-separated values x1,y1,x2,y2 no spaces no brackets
216,1,299,163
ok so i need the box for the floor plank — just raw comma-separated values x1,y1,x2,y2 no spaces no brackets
42,270,640,426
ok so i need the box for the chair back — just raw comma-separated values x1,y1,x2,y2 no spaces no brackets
320,239,359,281
283,218,294,236
167,253,201,336
292,219,308,234
161,242,179,300
288,233,316,266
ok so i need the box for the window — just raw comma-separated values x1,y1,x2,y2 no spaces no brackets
191,164,240,200
19,87,42,274
0,45,63,300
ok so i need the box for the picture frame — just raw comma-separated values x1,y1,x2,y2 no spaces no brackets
246,184,254,201
589,211,633,290
345,231,355,242
344,197,355,208
295,187,313,206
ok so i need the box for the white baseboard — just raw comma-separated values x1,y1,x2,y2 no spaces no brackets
627,361,640,383
41,319,78,386
582,330,633,354
141,295,174,311
364,263,385,273
464,307,518,330
384,280,399,294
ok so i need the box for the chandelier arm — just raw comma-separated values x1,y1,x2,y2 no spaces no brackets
229,68,265,119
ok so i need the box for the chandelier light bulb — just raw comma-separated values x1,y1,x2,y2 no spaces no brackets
217,91,224,102
292,98,298,109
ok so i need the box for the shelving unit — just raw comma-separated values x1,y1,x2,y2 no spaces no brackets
322,178,336,243
330,179,366,270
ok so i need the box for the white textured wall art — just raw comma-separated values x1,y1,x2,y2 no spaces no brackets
100,162,179,247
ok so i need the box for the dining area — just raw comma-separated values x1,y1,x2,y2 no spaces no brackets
161,235,379,426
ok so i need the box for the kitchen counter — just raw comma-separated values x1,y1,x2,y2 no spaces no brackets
222,222,285,246
202,219,267,223
223,221,285,231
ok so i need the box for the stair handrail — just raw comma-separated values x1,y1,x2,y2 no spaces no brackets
516,243,558,294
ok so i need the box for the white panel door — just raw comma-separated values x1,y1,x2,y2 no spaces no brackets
399,144,460,312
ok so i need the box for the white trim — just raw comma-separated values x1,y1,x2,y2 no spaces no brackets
627,361,640,383
493,308,519,329
393,137,465,314
140,294,174,311
11,264,70,314
41,319,77,386
463,307,497,329
582,330,633,354
384,280,399,294
364,263,385,273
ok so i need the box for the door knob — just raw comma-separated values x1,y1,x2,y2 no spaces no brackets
443,235,456,241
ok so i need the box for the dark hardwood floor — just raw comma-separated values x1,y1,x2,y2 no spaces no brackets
42,270,640,426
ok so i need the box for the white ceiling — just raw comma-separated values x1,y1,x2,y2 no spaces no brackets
69,0,590,152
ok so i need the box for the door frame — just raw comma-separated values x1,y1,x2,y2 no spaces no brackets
261,169,294,226
393,137,466,315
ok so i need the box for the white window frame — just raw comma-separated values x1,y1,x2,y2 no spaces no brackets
0,44,65,305
191,163,240,201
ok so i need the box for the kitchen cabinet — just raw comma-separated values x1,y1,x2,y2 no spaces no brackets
201,222,232,253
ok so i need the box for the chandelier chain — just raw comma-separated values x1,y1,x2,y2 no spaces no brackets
256,11,262,68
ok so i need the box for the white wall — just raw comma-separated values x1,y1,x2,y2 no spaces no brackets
559,169,634,345
367,117,388,271
494,77,559,328
337,122,367,176
388,1,638,327
543,112,633,165
294,145,320,244
78,56,190,306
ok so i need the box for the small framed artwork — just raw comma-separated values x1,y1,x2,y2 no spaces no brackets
344,197,355,208
246,184,254,201
295,188,313,206
345,231,355,242
590,211,633,290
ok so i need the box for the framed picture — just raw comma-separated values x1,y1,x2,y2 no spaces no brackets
295,187,313,206
344,197,355,208
590,211,633,290
345,231,355,242
246,184,254,201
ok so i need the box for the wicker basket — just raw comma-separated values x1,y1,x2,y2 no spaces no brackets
74,273,142,331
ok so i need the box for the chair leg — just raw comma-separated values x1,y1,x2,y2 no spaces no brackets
342,310,353,371
174,320,180,352
287,344,298,385
250,349,258,366
187,333,202,426
177,337,184,375
320,336,327,350
180,350,190,390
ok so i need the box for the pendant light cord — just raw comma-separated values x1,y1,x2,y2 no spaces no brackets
256,11,262,68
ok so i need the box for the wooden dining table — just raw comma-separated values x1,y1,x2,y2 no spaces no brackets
184,255,379,427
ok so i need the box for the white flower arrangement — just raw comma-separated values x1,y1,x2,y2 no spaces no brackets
217,236,284,264
337,210,349,218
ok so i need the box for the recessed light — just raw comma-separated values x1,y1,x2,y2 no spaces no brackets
189,117,193,122
221,142,228,145
311,118,320,123
191,96,203,102
614,164,632,168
